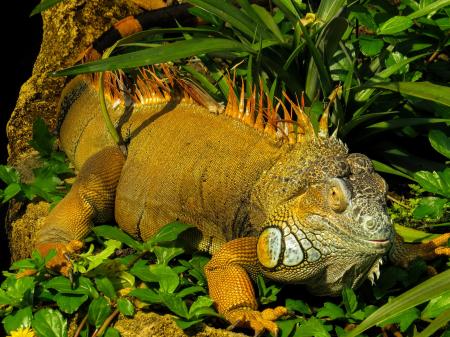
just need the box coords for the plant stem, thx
[74,313,88,337]
[92,309,120,337]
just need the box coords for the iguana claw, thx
[36,240,83,276]
[225,306,287,337]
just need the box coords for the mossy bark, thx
[6,1,247,336]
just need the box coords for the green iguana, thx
[34,3,450,336]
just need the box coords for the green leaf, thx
[129,288,160,304]
[316,302,346,320]
[0,165,20,185]
[251,4,285,43]
[54,294,88,314]
[104,327,121,337]
[175,319,203,330]
[2,306,32,334]
[412,197,447,220]
[414,168,450,198]
[160,292,189,318]
[416,308,450,337]
[429,129,450,159]
[346,269,450,337]
[93,225,142,251]
[359,36,384,57]
[30,0,66,16]
[32,308,67,337]
[365,82,450,107]
[422,290,450,319]
[2,183,22,202]
[154,246,185,265]
[29,117,55,158]
[44,276,98,298]
[379,306,420,332]
[317,0,346,23]
[53,38,253,76]
[95,277,117,300]
[189,296,215,318]
[285,298,312,315]
[408,0,450,19]
[296,317,331,337]
[145,221,193,246]
[151,264,180,293]
[342,287,358,314]
[88,297,112,328]
[117,298,135,316]
[2,276,35,307]
[176,286,205,298]
[377,16,413,35]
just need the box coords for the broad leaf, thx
[377,16,413,35]
[2,307,32,334]
[32,308,67,337]
[88,297,112,328]
[429,129,450,159]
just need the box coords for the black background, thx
[0,1,42,270]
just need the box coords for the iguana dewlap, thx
[35,5,450,337]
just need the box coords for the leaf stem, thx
[92,309,120,337]
[74,313,88,337]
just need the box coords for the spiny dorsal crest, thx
[89,65,335,146]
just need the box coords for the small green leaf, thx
[30,0,66,16]
[296,317,331,337]
[54,294,88,314]
[0,165,20,185]
[129,288,160,304]
[151,264,180,293]
[285,298,312,315]
[2,183,22,202]
[104,327,121,337]
[32,308,67,337]
[160,293,189,318]
[429,129,450,159]
[117,298,135,316]
[422,290,450,319]
[414,168,450,198]
[412,197,447,220]
[316,302,346,320]
[174,319,203,330]
[29,118,55,158]
[93,225,143,251]
[95,277,117,300]
[88,297,112,328]
[359,36,384,57]
[154,246,185,265]
[342,287,358,314]
[189,296,214,318]
[377,16,413,35]
[146,221,193,247]
[2,306,32,334]
[176,286,206,298]
[379,306,420,332]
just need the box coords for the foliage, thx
[0,223,215,337]
[0,118,73,204]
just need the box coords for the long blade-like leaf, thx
[363,82,450,107]
[407,0,450,19]
[346,269,450,337]
[53,38,253,76]
[30,0,65,16]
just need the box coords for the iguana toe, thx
[225,306,287,336]
[36,240,83,276]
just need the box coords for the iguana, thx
[34,2,450,336]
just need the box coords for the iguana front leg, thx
[389,232,450,268]
[205,237,287,336]
[36,146,125,273]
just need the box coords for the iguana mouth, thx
[306,214,392,254]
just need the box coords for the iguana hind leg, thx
[36,146,125,274]
[205,237,287,336]
[389,233,450,268]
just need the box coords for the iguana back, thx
[58,72,287,253]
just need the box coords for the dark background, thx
[0,1,42,270]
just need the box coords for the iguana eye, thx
[328,178,350,213]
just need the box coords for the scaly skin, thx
[34,2,450,335]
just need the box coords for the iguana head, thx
[253,137,394,295]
